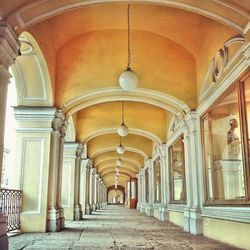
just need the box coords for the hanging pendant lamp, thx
[116,157,122,167]
[119,3,138,91]
[118,101,129,137]
[117,136,125,154]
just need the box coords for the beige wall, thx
[203,218,250,250]
[169,211,184,227]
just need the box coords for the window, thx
[169,136,186,203]
[153,157,161,203]
[145,168,149,202]
[201,70,250,204]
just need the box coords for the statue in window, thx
[227,118,240,159]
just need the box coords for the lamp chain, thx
[127,3,131,70]
[122,101,124,124]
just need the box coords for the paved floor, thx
[9,205,239,250]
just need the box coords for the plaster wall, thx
[203,217,250,250]
[169,211,184,227]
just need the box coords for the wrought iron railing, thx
[0,189,22,231]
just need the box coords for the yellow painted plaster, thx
[203,217,250,250]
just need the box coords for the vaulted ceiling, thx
[1,0,249,188]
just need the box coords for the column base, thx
[59,207,65,229]
[159,205,169,221]
[0,214,8,250]
[85,204,92,215]
[74,205,82,221]
[184,207,202,235]
[145,204,154,216]
[136,202,141,210]
[92,203,96,212]
[47,208,62,232]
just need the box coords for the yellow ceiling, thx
[2,0,248,188]
[87,133,153,159]
[77,101,168,143]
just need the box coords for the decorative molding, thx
[94,157,141,170]
[14,106,56,121]
[21,138,44,214]
[90,147,148,160]
[63,87,189,117]
[197,40,250,115]
[199,34,246,103]
[13,0,244,32]
[83,128,161,144]
[202,206,250,223]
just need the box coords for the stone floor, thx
[9,205,240,250]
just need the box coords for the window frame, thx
[201,70,250,205]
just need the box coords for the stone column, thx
[74,144,83,220]
[136,173,141,210]
[83,160,91,215]
[61,142,78,220]
[47,110,67,232]
[183,112,202,234]
[140,169,145,213]
[0,21,19,249]
[99,179,103,208]
[159,144,169,221]
[90,168,96,212]
[145,159,154,216]
[94,174,100,210]
[57,118,68,229]
[79,158,87,215]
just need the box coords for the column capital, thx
[0,21,20,68]
[184,111,199,135]
[75,144,83,158]
[80,158,92,170]
[91,167,96,175]
[52,110,66,132]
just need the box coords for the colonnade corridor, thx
[9,205,238,250]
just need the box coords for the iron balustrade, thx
[0,189,22,231]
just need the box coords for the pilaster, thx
[145,159,154,216]
[89,167,96,212]
[47,110,67,232]
[159,144,169,221]
[81,159,91,215]
[183,112,202,234]
[73,144,83,220]
[61,142,78,220]
[14,107,56,232]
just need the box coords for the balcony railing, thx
[0,189,22,232]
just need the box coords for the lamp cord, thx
[127,3,131,70]
[122,101,124,124]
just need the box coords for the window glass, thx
[202,86,245,201]
[169,137,186,202]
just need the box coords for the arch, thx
[64,88,190,118]
[11,31,53,106]
[93,151,145,168]
[83,128,162,145]
[99,167,136,178]
[94,158,141,171]
[91,147,148,160]
[95,158,141,170]
[10,1,247,33]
